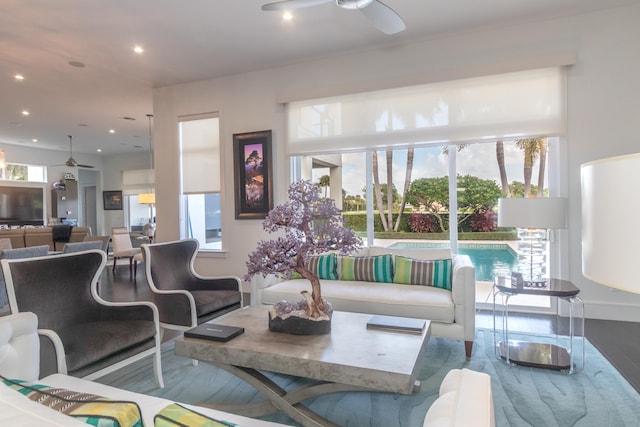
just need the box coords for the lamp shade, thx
[498,197,567,229]
[138,193,156,205]
[581,153,640,294]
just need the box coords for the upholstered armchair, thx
[141,239,242,332]
[0,245,49,312]
[1,249,164,388]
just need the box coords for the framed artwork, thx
[103,190,123,211]
[233,130,273,219]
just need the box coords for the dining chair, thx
[62,240,104,253]
[110,227,141,274]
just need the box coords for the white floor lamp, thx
[582,153,640,295]
[498,197,567,286]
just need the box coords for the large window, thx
[179,115,222,250]
[289,67,567,312]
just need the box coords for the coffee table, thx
[175,305,431,427]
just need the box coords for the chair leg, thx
[153,344,164,389]
[112,257,117,273]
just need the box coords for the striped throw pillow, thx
[393,256,452,290]
[1,377,143,427]
[155,403,234,426]
[340,254,393,283]
[306,254,338,280]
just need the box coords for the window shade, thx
[287,67,566,155]
[180,116,220,194]
[122,169,154,195]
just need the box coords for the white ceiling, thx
[1,0,638,158]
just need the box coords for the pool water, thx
[387,242,518,282]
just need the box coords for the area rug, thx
[97,328,640,426]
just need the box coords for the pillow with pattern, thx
[340,254,393,283]
[1,376,143,427]
[154,403,235,426]
[393,256,452,290]
[306,253,338,280]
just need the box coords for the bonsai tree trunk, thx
[296,260,325,318]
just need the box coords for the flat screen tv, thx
[0,185,45,226]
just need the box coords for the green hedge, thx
[344,212,518,241]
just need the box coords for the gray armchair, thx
[141,239,242,332]
[0,245,49,311]
[1,249,164,388]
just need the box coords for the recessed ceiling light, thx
[109,129,115,134]
[32,138,38,142]
[96,148,102,153]
[68,61,85,68]
[21,110,29,116]
[15,74,24,81]
[283,11,293,21]
[133,45,144,54]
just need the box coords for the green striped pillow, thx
[306,254,338,280]
[393,256,452,290]
[340,254,393,283]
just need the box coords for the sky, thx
[313,140,547,197]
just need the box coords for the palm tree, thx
[318,174,330,197]
[372,151,389,230]
[536,140,547,196]
[514,138,546,197]
[386,150,393,229]
[496,141,510,196]
[394,148,414,231]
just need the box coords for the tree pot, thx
[268,310,332,335]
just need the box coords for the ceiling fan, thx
[262,0,406,35]
[61,135,94,168]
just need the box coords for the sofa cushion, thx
[261,279,455,323]
[154,403,234,426]
[307,253,338,280]
[1,377,143,427]
[58,320,156,372]
[394,256,453,290]
[340,254,393,283]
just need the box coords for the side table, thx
[493,277,584,373]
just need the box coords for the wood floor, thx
[100,264,640,394]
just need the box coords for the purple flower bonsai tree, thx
[246,179,362,320]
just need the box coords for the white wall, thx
[153,4,640,320]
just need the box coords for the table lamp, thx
[581,153,640,294]
[498,197,567,286]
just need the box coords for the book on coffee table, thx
[184,323,244,342]
[366,315,426,334]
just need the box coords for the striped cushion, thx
[154,403,234,426]
[340,254,393,283]
[393,256,452,290]
[1,377,143,427]
[306,254,338,280]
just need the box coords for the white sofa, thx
[252,246,477,358]
[1,312,493,427]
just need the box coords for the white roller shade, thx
[287,67,566,155]
[122,169,154,195]
[180,116,220,194]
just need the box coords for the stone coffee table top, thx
[175,305,431,427]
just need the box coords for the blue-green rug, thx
[97,328,640,426]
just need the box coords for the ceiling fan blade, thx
[360,0,406,34]
[262,0,332,11]
[77,164,95,169]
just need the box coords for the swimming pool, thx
[387,242,518,282]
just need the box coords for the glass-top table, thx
[493,277,584,373]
